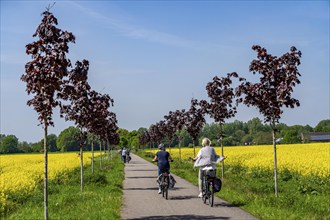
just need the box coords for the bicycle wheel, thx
[202,177,207,204]
[208,182,214,207]
[161,176,165,198]
[165,176,169,200]
[162,187,165,197]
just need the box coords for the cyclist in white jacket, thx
[193,138,224,197]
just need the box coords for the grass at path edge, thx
[6,154,124,220]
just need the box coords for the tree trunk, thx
[220,136,225,180]
[220,124,225,180]
[272,127,278,197]
[107,140,110,162]
[91,140,94,174]
[179,137,182,162]
[103,142,106,159]
[80,143,84,192]
[99,141,102,169]
[43,124,48,220]
[193,137,196,157]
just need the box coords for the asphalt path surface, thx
[121,154,258,220]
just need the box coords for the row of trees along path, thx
[139,46,302,199]
[21,5,301,220]
[21,6,119,220]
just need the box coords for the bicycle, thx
[201,166,216,207]
[153,159,174,200]
[157,170,170,199]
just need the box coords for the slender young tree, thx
[237,45,302,196]
[88,133,98,174]
[170,109,186,161]
[88,91,111,168]
[185,99,206,157]
[151,122,165,146]
[204,72,239,179]
[103,112,119,161]
[86,91,115,168]
[139,131,150,150]
[163,111,178,153]
[148,125,157,149]
[60,59,91,192]
[21,9,75,220]
[156,120,167,144]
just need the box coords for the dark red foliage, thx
[164,109,186,140]
[185,99,206,140]
[236,45,302,126]
[139,131,150,146]
[204,72,239,124]
[21,10,75,127]
[148,123,164,144]
[59,59,118,145]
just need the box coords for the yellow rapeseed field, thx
[147,143,330,177]
[0,152,99,213]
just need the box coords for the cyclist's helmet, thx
[158,143,165,150]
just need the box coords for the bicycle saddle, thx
[201,166,214,171]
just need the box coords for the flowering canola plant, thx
[147,143,330,177]
[0,152,99,213]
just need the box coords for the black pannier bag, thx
[169,174,176,188]
[213,177,222,192]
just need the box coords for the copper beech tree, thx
[203,72,239,179]
[87,90,115,169]
[59,59,92,192]
[184,99,206,157]
[169,109,186,161]
[139,131,150,150]
[236,45,302,196]
[60,61,118,186]
[21,9,75,220]
[163,111,179,153]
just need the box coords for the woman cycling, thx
[193,138,224,198]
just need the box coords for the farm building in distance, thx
[301,132,330,143]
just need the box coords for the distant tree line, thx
[1,119,329,154]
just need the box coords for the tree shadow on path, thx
[125,187,159,191]
[126,214,230,220]
[126,176,156,179]
[169,195,196,200]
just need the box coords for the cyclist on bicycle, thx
[152,143,173,194]
[193,138,224,198]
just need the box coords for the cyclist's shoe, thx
[198,192,203,198]
[158,189,162,194]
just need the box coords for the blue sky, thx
[1,1,329,143]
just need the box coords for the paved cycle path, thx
[121,154,258,220]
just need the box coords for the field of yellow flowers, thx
[147,143,330,178]
[0,152,99,213]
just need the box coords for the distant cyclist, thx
[121,147,128,163]
[152,143,173,194]
[193,138,224,198]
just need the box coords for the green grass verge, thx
[138,150,330,220]
[6,154,124,220]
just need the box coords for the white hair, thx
[202,138,211,147]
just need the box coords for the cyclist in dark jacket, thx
[153,143,172,193]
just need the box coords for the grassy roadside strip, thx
[137,150,330,220]
[6,154,124,220]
